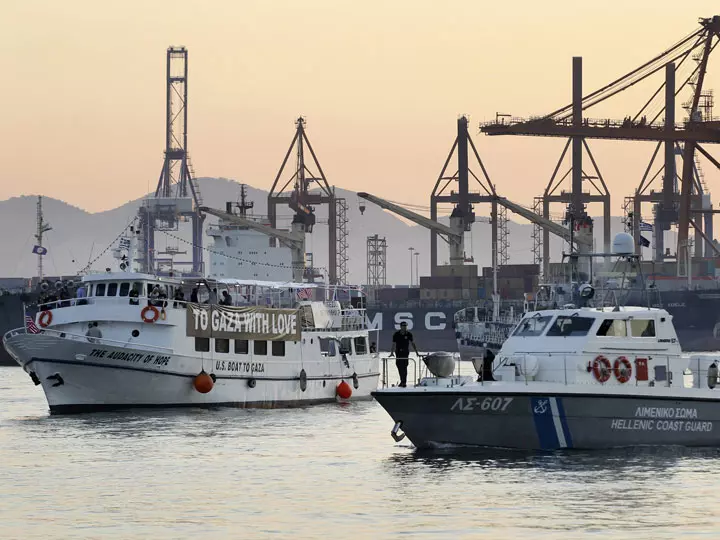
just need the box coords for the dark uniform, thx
[392,329,414,387]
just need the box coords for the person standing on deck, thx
[389,321,418,387]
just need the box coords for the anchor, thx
[391,420,406,442]
[46,373,64,388]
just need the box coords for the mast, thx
[35,196,52,280]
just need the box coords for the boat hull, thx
[372,387,720,450]
[4,332,380,414]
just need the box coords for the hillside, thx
[0,178,626,284]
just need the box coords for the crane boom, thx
[357,192,461,239]
[493,197,592,246]
[200,206,304,248]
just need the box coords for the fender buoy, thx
[591,355,612,383]
[336,380,352,400]
[614,356,632,383]
[193,370,214,393]
[38,310,52,328]
[141,305,160,323]
[352,372,359,389]
[299,369,307,392]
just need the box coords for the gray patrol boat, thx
[373,304,720,450]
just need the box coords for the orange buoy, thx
[336,380,352,400]
[193,371,214,394]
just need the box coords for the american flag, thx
[296,288,312,300]
[25,315,41,334]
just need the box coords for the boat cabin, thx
[491,306,689,388]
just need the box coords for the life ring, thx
[591,355,611,383]
[614,356,633,383]
[38,310,53,328]
[141,305,160,323]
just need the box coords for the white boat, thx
[374,303,720,450]
[3,272,380,413]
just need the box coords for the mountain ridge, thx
[0,177,626,284]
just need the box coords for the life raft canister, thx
[38,310,53,328]
[141,305,160,323]
[614,356,633,383]
[591,355,612,383]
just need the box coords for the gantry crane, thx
[482,16,720,275]
[358,192,590,266]
[137,47,205,276]
[267,118,339,283]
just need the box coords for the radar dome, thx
[612,232,635,255]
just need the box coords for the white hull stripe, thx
[549,397,567,448]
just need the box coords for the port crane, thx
[482,15,720,275]
[358,192,591,265]
[267,118,340,283]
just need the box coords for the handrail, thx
[3,326,173,353]
[380,357,418,388]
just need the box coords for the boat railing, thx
[5,326,174,353]
[35,295,349,313]
[380,356,418,388]
[302,309,369,332]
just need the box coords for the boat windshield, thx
[512,315,553,337]
[546,316,595,337]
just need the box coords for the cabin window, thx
[319,338,336,357]
[597,319,627,337]
[354,337,367,354]
[271,341,285,357]
[214,338,229,353]
[546,316,594,337]
[195,337,210,352]
[234,339,249,354]
[107,283,118,297]
[254,340,268,355]
[512,315,552,337]
[95,283,106,297]
[630,319,656,337]
[340,337,353,355]
[119,283,130,297]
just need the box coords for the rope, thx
[76,218,137,276]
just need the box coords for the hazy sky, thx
[2,1,719,219]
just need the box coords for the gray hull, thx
[372,390,720,450]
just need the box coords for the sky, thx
[1,1,720,221]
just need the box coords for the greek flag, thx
[639,222,653,232]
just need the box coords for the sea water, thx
[1,365,719,539]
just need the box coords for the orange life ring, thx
[38,310,53,328]
[614,356,633,383]
[591,355,612,383]
[141,305,160,323]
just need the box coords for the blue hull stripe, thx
[555,397,573,449]
[531,397,558,450]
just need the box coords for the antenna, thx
[35,196,52,280]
